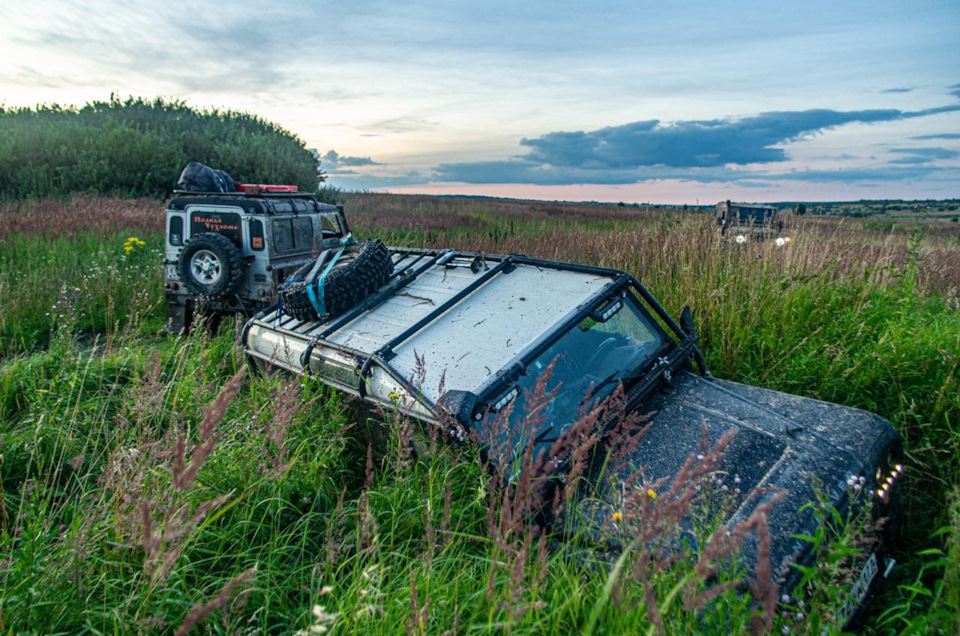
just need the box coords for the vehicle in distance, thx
[716,200,786,242]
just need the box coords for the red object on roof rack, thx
[237,184,299,195]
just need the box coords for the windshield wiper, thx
[588,345,664,396]
[589,369,624,395]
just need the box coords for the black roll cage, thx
[241,248,710,425]
[467,267,707,423]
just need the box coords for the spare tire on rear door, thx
[178,233,244,298]
[280,239,393,322]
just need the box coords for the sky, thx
[1,0,958,203]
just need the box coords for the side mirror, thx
[680,305,698,339]
[438,389,478,424]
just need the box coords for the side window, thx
[272,219,294,253]
[320,214,343,238]
[292,217,315,251]
[272,218,315,253]
[250,219,265,251]
[169,216,184,246]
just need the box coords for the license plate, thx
[835,552,879,627]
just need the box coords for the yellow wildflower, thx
[612,511,623,522]
[646,488,658,501]
[122,236,147,254]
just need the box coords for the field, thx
[1,193,958,634]
[796,199,960,223]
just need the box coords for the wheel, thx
[280,240,393,322]
[178,233,244,298]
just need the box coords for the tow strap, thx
[305,234,356,317]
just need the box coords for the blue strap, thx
[306,235,356,317]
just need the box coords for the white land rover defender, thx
[163,186,350,333]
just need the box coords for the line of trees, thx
[0,96,323,199]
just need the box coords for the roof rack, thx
[171,189,321,200]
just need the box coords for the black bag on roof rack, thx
[177,162,237,193]
[215,169,236,193]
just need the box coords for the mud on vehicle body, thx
[242,247,903,627]
[163,189,350,333]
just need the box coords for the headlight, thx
[775,237,787,247]
[491,386,520,412]
[735,234,747,244]
[876,463,904,503]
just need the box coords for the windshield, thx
[480,292,665,466]
[738,207,773,223]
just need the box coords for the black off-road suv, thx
[243,246,904,628]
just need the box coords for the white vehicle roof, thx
[243,249,621,419]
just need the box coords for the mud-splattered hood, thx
[570,371,902,586]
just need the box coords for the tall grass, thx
[1,193,958,632]
[0,244,162,357]
[0,323,864,634]
[347,197,960,514]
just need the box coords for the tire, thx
[178,233,244,298]
[281,240,393,322]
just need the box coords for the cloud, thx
[881,87,913,94]
[515,107,960,171]
[888,156,932,165]
[433,160,945,185]
[312,148,418,189]
[320,150,382,173]
[433,161,745,185]
[432,105,960,186]
[951,84,960,98]
[911,133,960,140]
[768,166,945,182]
[4,2,321,95]
[367,116,435,134]
[888,147,960,160]
[327,171,427,191]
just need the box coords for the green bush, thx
[0,97,322,199]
